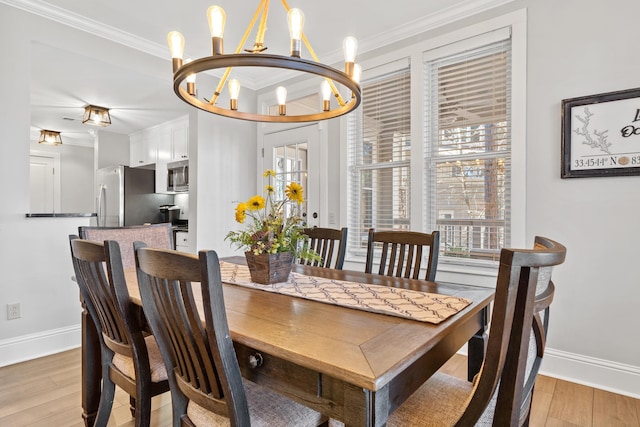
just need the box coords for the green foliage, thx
[225,170,321,263]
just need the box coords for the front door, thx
[263,125,320,228]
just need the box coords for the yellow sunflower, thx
[234,202,248,223]
[285,182,304,204]
[263,169,276,178]
[264,185,274,194]
[247,195,266,211]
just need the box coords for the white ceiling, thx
[5,0,511,145]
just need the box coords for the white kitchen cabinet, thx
[175,231,189,252]
[171,123,189,161]
[129,132,157,167]
[129,133,144,166]
[129,115,189,193]
[155,129,171,193]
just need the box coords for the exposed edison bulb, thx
[287,8,305,57]
[343,36,358,63]
[207,6,226,54]
[321,80,332,111]
[167,31,185,73]
[352,64,362,84]
[167,31,185,59]
[207,6,226,38]
[343,36,358,77]
[321,81,332,101]
[228,79,241,100]
[92,109,103,124]
[276,86,287,105]
[276,86,287,116]
[287,8,305,39]
[228,79,240,110]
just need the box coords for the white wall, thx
[96,130,129,169]
[523,0,640,391]
[0,5,93,365]
[193,108,257,257]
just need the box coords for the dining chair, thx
[365,228,440,281]
[79,223,174,269]
[383,236,567,427]
[300,227,348,269]
[79,223,174,419]
[134,243,329,427]
[69,236,170,427]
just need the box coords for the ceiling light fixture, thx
[38,130,63,146]
[167,0,362,123]
[82,105,112,127]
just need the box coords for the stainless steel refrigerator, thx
[96,165,174,227]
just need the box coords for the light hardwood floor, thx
[0,348,638,426]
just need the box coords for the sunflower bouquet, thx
[226,170,320,262]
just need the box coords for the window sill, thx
[344,255,497,288]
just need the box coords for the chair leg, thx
[95,363,116,427]
[134,379,153,427]
[129,395,136,418]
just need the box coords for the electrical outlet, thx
[7,303,20,320]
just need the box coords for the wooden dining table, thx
[81,256,494,427]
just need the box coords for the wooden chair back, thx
[301,227,348,269]
[456,236,566,426]
[365,229,440,281]
[79,223,173,269]
[69,236,169,426]
[134,245,250,426]
[70,237,137,355]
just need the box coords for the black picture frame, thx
[561,88,640,178]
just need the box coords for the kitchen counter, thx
[25,213,97,218]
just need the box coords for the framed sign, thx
[561,88,640,178]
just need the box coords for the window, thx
[273,142,308,218]
[347,60,411,252]
[346,23,518,269]
[425,39,511,263]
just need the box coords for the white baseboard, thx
[458,344,640,399]
[541,348,640,399]
[0,324,81,367]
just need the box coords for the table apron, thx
[233,310,485,427]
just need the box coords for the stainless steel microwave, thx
[167,159,189,192]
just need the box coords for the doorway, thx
[263,125,320,228]
[29,153,61,213]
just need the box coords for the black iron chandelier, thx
[167,0,362,123]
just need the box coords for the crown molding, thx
[0,0,167,59]
[360,0,516,56]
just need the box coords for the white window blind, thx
[425,39,512,264]
[347,60,411,254]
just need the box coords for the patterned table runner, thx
[219,261,471,324]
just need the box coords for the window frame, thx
[424,34,512,268]
[341,10,527,284]
[346,59,413,257]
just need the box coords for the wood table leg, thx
[342,384,389,427]
[467,306,489,381]
[81,298,101,427]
